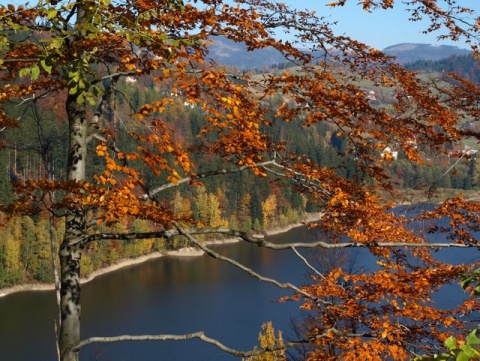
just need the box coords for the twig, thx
[291,246,326,279]
[172,221,329,305]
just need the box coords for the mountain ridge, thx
[208,37,472,69]
[383,43,471,64]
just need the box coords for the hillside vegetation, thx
[0,57,478,288]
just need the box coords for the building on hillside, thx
[381,147,398,160]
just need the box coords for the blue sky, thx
[2,0,479,50]
[282,0,480,50]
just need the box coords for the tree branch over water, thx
[74,325,371,357]
[172,221,329,305]
[74,331,258,357]
[84,224,480,248]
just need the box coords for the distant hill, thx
[405,53,480,83]
[208,37,472,69]
[383,43,471,64]
[207,36,287,70]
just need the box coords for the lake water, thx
[0,224,478,361]
[0,226,319,361]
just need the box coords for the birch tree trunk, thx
[58,93,87,361]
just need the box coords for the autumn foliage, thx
[0,0,480,360]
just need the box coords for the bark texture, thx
[59,93,87,361]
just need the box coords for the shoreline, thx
[0,213,321,298]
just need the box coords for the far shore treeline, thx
[0,53,479,288]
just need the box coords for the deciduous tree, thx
[1,1,480,361]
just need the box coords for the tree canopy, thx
[1,0,480,360]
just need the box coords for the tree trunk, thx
[58,93,87,361]
[59,237,83,361]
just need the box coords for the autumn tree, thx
[247,322,286,361]
[1,1,480,361]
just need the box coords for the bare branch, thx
[89,133,124,156]
[74,326,369,357]
[171,227,478,250]
[263,159,332,198]
[88,75,119,134]
[1,58,39,63]
[291,246,326,279]
[74,331,255,357]
[17,89,57,106]
[138,155,332,203]
[173,221,332,306]
[85,229,178,245]
[91,71,138,85]
[84,224,479,249]
[139,160,276,200]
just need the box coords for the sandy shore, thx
[0,251,167,298]
[0,213,321,298]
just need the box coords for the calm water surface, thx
[0,224,478,361]
[0,227,318,361]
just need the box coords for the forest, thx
[406,53,480,84]
[0,64,477,287]
[0,75,314,286]
[2,1,480,361]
